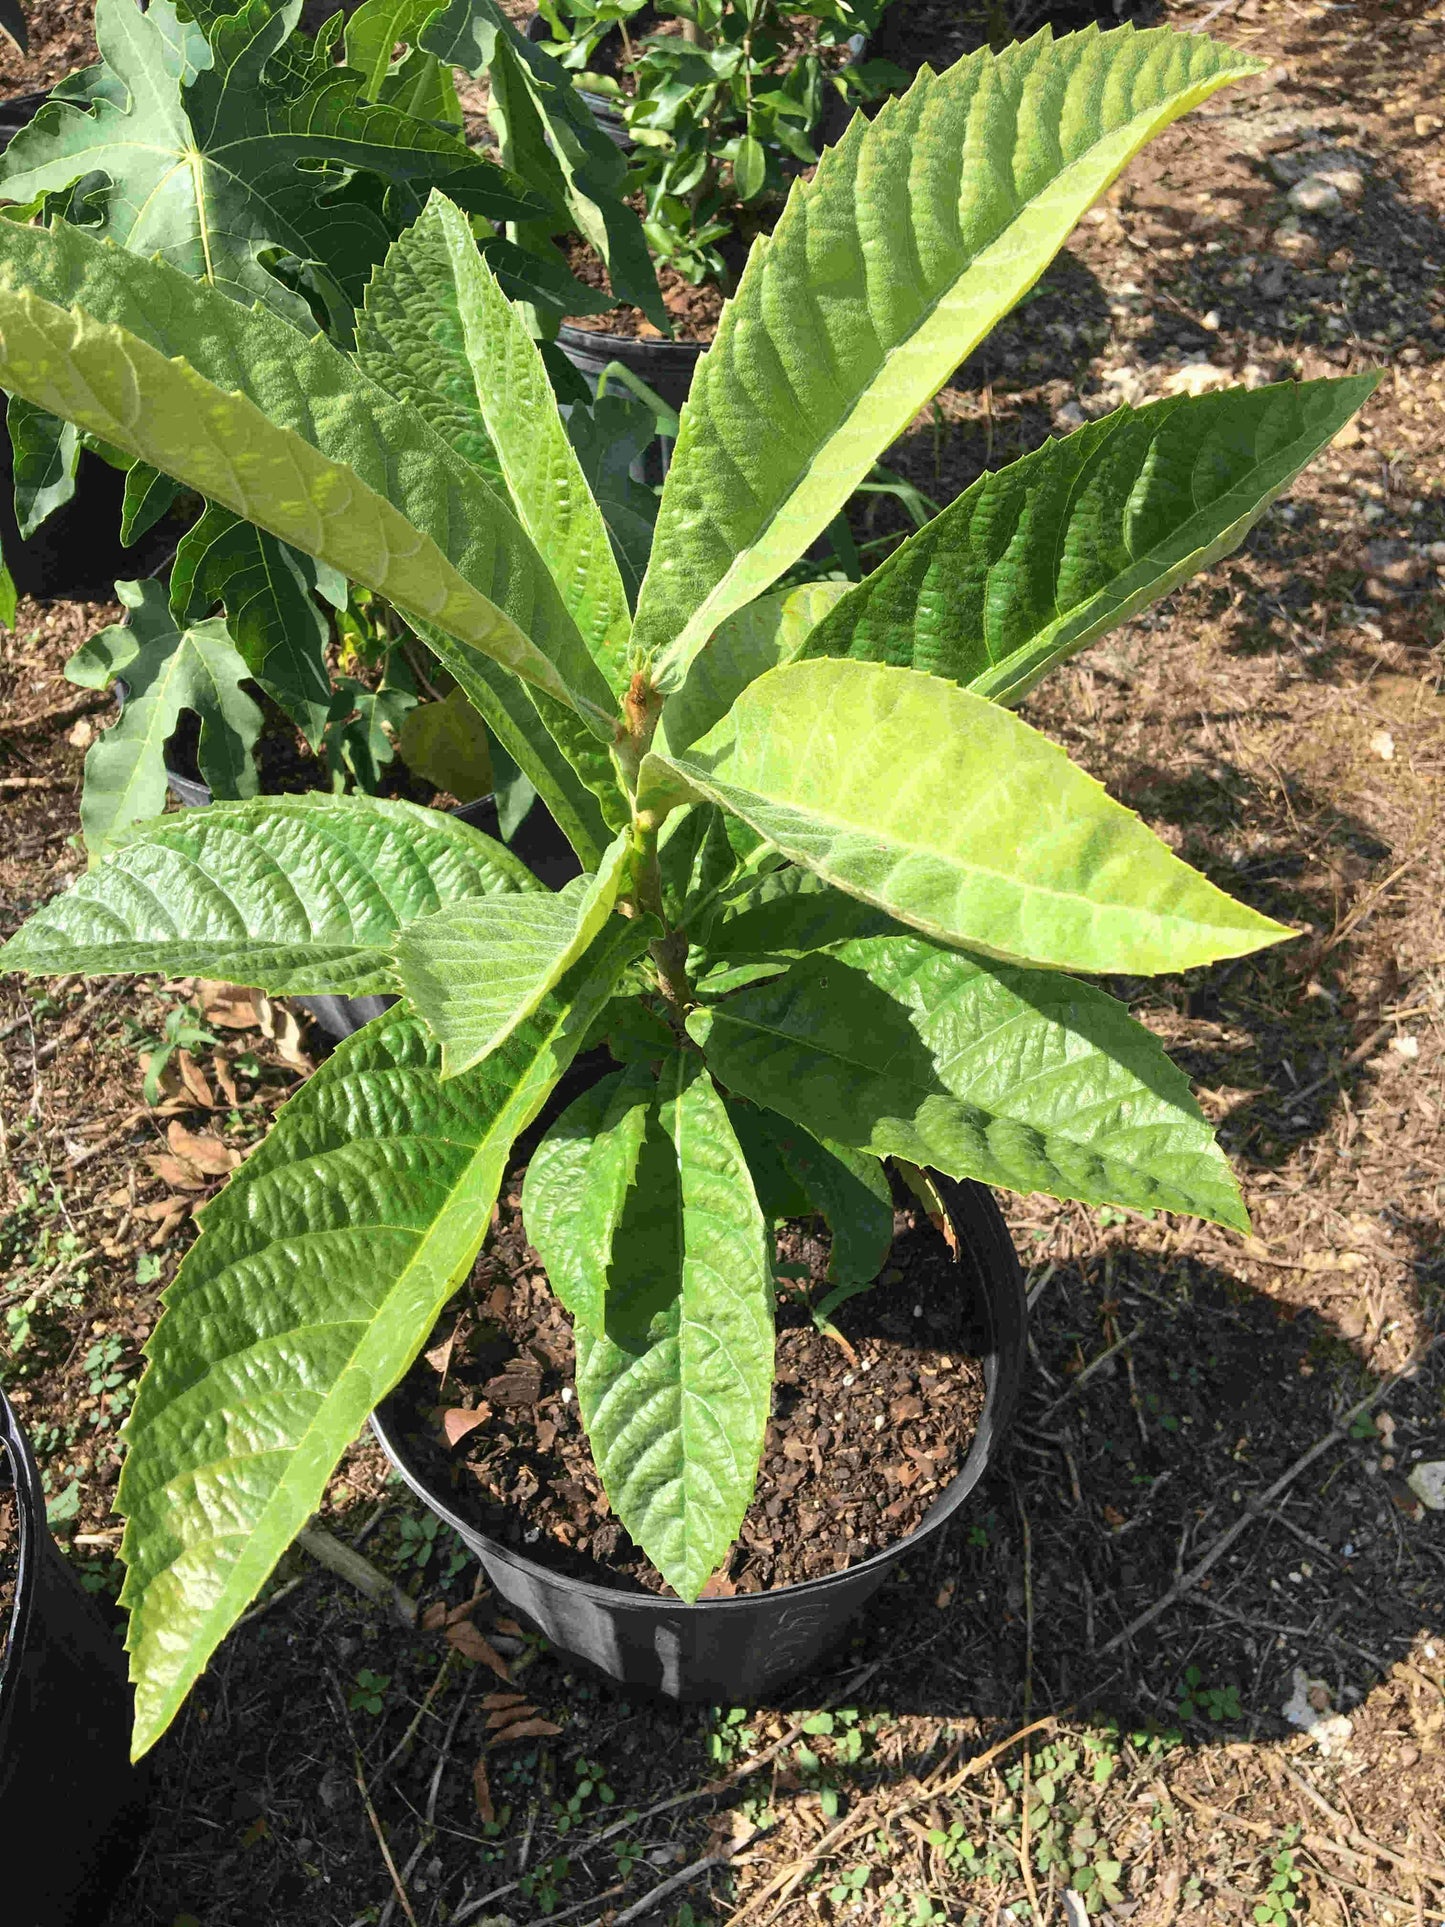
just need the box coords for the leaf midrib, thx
[681,759,1248,948]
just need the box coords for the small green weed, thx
[1255,1829,1304,1924]
[348,1668,391,1715]
[1177,1667,1242,1723]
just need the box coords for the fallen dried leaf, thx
[425,1330,457,1379]
[176,1049,214,1108]
[481,1691,529,1711]
[212,1055,240,1108]
[473,1756,495,1825]
[699,1572,736,1598]
[255,994,311,1070]
[493,1617,525,1638]
[485,1703,538,1730]
[135,1195,192,1222]
[147,1154,209,1192]
[197,982,261,1030]
[445,1620,511,1680]
[167,1121,239,1174]
[488,1717,561,1745]
[442,1406,491,1446]
[420,1602,448,1632]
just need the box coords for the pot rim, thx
[371,1171,1026,1615]
[556,320,710,360]
[0,1389,41,1715]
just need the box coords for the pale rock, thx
[1388,1034,1419,1059]
[1407,1462,1445,1511]
[1053,399,1088,431]
[1163,360,1233,398]
[1282,1668,1353,1754]
[1289,174,1343,217]
[1271,220,1322,264]
[1369,729,1396,762]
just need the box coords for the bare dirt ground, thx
[1,2,1443,1924]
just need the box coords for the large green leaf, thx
[353,207,506,498]
[65,579,261,852]
[359,198,632,697]
[643,658,1291,975]
[0,213,618,735]
[0,792,542,993]
[521,1062,656,1337]
[395,830,634,1075]
[656,581,849,759]
[170,505,333,749]
[423,0,665,329]
[117,924,644,1757]
[798,379,1379,705]
[633,24,1262,684]
[690,931,1249,1230]
[0,0,543,332]
[571,1054,775,1600]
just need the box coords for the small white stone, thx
[561,1385,574,1404]
[1390,1034,1420,1060]
[1282,1667,1354,1754]
[1202,309,1221,331]
[1370,728,1396,761]
[1407,1463,1445,1510]
[912,1303,923,1318]
[1289,174,1343,216]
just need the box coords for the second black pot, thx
[372,1172,1028,1704]
[0,1392,150,1927]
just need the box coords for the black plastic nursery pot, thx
[0,1392,150,1927]
[555,323,706,479]
[160,756,583,1041]
[371,1172,1029,1704]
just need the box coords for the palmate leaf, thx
[0,213,618,736]
[565,1054,775,1601]
[0,793,541,993]
[358,199,633,697]
[798,378,1379,705]
[118,923,646,1757]
[6,394,79,540]
[690,931,1249,1231]
[643,658,1290,975]
[0,0,545,332]
[395,830,635,1076]
[422,0,665,329]
[634,24,1262,685]
[64,579,261,852]
[170,506,333,749]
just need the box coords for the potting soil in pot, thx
[563,237,729,343]
[392,1169,988,1598]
